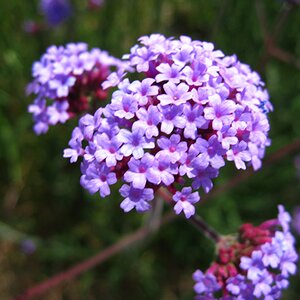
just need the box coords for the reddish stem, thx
[256,0,300,69]
[157,188,221,243]
[188,214,220,243]
[202,138,300,202]
[14,212,175,300]
[15,138,300,299]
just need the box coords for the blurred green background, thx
[0,0,300,299]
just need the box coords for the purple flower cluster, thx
[64,34,272,217]
[27,43,126,134]
[40,0,72,26]
[193,205,298,299]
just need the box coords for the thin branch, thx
[158,139,300,240]
[268,45,300,69]
[15,138,300,299]
[271,2,292,42]
[256,0,300,69]
[145,194,164,232]
[255,0,272,71]
[255,0,269,40]
[14,212,176,300]
[202,138,300,202]
[188,214,220,243]
[157,188,221,243]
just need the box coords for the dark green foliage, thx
[0,0,300,299]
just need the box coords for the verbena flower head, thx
[27,43,126,134]
[193,205,298,299]
[40,0,72,27]
[64,34,272,217]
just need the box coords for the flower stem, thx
[188,214,220,243]
[14,212,175,300]
[157,188,221,243]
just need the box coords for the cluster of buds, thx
[27,43,126,134]
[193,205,298,299]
